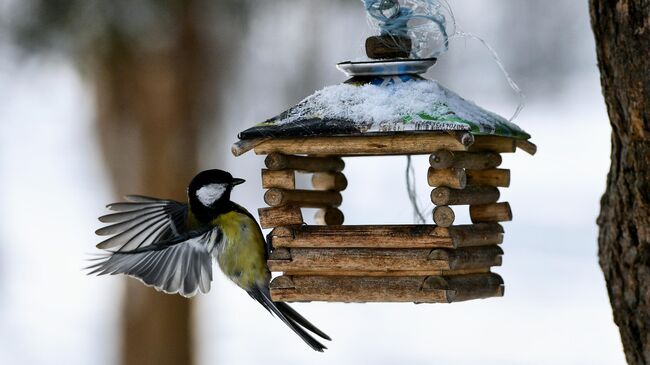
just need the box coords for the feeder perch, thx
[232,30,535,304]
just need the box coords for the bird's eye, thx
[196,183,227,206]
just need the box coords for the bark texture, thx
[590,1,650,364]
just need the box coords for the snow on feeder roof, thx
[237,75,531,141]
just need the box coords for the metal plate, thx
[336,58,437,76]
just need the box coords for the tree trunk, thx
[590,1,650,364]
[94,5,206,365]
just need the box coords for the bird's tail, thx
[250,287,331,352]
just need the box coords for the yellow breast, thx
[212,211,268,288]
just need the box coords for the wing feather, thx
[98,207,162,223]
[96,215,168,251]
[125,195,172,203]
[87,228,217,297]
[96,196,188,252]
[106,202,167,212]
[119,218,170,252]
[96,211,166,236]
[183,249,199,295]
[140,251,168,285]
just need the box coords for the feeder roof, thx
[237,76,531,141]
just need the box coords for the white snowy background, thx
[0,1,624,364]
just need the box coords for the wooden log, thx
[470,202,513,223]
[432,206,455,228]
[516,139,538,155]
[264,153,344,172]
[264,188,342,208]
[314,207,344,226]
[365,35,412,59]
[429,245,503,270]
[454,284,504,302]
[267,246,503,273]
[269,247,291,260]
[231,138,269,157]
[271,276,449,303]
[312,172,348,191]
[258,206,303,229]
[470,136,516,153]
[253,133,467,156]
[278,267,490,277]
[448,131,475,147]
[261,169,295,190]
[422,273,505,302]
[269,225,455,249]
[268,248,449,272]
[427,168,467,189]
[270,275,295,289]
[434,223,504,247]
[429,150,502,170]
[270,273,504,303]
[431,186,500,206]
[466,169,511,187]
[269,224,502,249]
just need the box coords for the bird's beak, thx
[231,178,246,186]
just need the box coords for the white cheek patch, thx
[196,183,227,206]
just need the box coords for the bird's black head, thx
[188,169,245,219]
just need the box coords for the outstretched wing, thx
[96,195,188,252]
[87,227,220,297]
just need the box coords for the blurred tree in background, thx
[8,1,250,364]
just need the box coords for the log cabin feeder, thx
[232,30,536,304]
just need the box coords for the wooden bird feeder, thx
[232,33,536,304]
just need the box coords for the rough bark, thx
[94,4,207,365]
[590,1,650,364]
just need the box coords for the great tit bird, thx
[88,169,330,352]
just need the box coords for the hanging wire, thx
[450,28,526,121]
[406,155,427,224]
